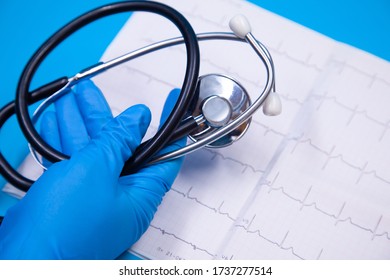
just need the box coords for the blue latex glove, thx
[0,80,184,259]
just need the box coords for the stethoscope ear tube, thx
[1,1,200,191]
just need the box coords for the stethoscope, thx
[0,1,281,193]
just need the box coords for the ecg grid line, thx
[93,0,390,260]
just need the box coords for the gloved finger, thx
[119,89,186,210]
[40,111,61,167]
[72,104,152,179]
[40,111,62,151]
[73,80,113,138]
[133,88,186,182]
[55,89,89,155]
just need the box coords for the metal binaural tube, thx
[30,32,276,168]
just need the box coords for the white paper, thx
[94,0,390,260]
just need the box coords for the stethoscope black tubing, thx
[0,78,69,191]
[1,1,200,191]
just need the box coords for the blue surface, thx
[249,0,390,61]
[0,0,389,254]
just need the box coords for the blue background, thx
[0,0,389,242]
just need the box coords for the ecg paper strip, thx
[91,0,390,259]
[5,0,389,260]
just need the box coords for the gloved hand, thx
[0,80,185,259]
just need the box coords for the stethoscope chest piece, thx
[189,74,251,148]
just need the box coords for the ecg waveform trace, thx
[93,0,390,260]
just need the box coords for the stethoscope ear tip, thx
[229,14,251,39]
[263,91,282,116]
